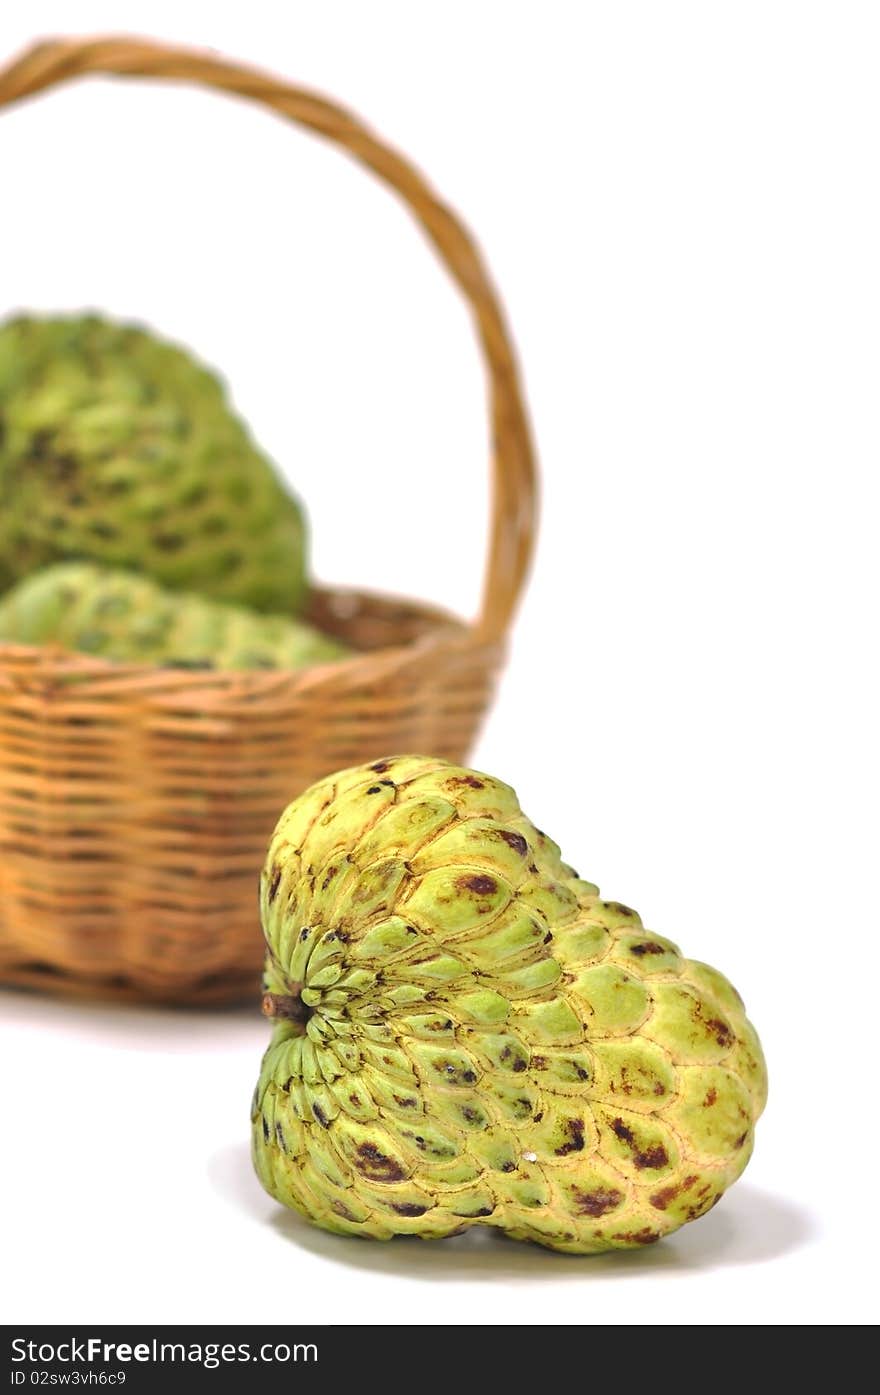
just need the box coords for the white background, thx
[0,1,877,1328]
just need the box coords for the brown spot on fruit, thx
[497,830,528,856]
[458,873,497,897]
[354,1144,407,1183]
[448,775,485,790]
[605,902,636,917]
[501,1045,528,1072]
[366,785,383,794]
[313,1104,329,1128]
[691,999,734,1049]
[706,1018,734,1049]
[634,1145,669,1170]
[649,1186,676,1211]
[630,941,665,957]
[555,1119,586,1156]
[331,1201,358,1221]
[261,1117,270,1142]
[734,1131,748,1149]
[392,1203,428,1217]
[275,1122,286,1151]
[650,1175,697,1211]
[392,1094,417,1109]
[267,866,282,902]
[610,1118,668,1169]
[704,1087,718,1107]
[572,1187,623,1218]
[435,1059,479,1087]
[154,531,184,553]
[473,1205,495,1217]
[369,760,392,773]
[613,1227,661,1245]
[686,1192,720,1221]
[321,867,338,890]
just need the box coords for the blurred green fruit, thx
[0,562,348,672]
[0,314,307,612]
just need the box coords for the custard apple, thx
[251,756,767,1253]
[0,314,307,611]
[0,562,348,671]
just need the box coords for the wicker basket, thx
[0,37,537,1005]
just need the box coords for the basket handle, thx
[0,35,538,643]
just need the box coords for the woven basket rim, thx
[0,583,499,708]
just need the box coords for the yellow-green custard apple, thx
[251,756,766,1253]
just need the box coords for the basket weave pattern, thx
[0,37,537,1004]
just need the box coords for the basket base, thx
[0,961,260,1007]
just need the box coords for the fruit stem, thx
[261,990,311,1029]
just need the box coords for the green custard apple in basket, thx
[0,314,308,612]
[251,756,766,1253]
[0,562,349,672]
